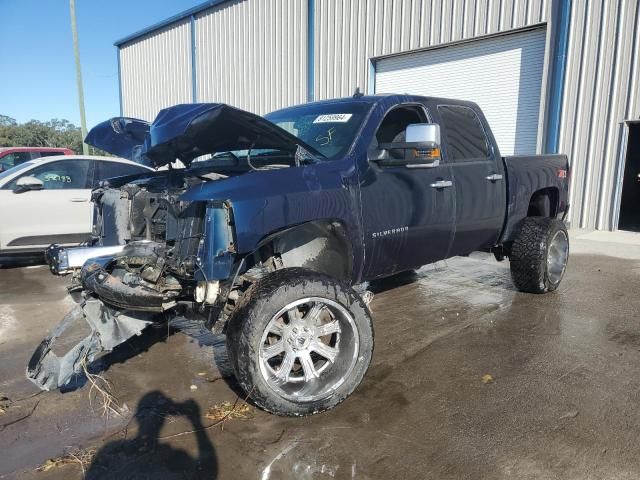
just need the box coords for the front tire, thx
[509,217,569,293]
[226,268,374,416]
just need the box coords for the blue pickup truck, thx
[31,94,569,416]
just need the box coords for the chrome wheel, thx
[258,297,359,403]
[547,230,569,284]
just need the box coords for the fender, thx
[180,157,366,283]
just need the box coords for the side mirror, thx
[14,176,44,192]
[406,123,440,144]
[376,123,442,167]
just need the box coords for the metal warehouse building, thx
[115,0,640,232]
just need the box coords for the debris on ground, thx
[36,447,97,475]
[81,355,125,417]
[0,394,9,415]
[559,409,579,420]
[0,399,40,432]
[205,401,254,423]
[481,374,494,384]
[157,396,255,440]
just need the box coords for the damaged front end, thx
[28,186,238,390]
[28,102,313,391]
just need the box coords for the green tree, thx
[0,114,108,155]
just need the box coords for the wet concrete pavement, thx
[1,241,639,479]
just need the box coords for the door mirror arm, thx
[373,141,441,168]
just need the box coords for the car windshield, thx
[264,102,372,160]
[187,102,373,172]
[0,161,34,183]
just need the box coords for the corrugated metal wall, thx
[313,0,551,99]
[116,0,640,231]
[558,0,640,230]
[119,20,193,121]
[194,0,308,115]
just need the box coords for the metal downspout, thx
[367,59,376,94]
[545,0,571,153]
[307,0,315,102]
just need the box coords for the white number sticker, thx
[313,113,353,123]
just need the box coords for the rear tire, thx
[509,217,569,293]
[226,268,374,416]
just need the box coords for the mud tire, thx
[509,217,569,293]
[226,268,374,416]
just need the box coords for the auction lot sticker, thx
[313,114,353,123]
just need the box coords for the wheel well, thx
[527,188,559,217]
[252,220,354,282]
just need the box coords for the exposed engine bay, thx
[30,169,240,390]
[48,168,233,303]
[88,174,212,311]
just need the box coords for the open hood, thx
[85,103,322,168]
[85,117,151,166]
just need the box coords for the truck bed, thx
[501,154,570,242]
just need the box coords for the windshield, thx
[264,102,372,160]
[0,161,34,183]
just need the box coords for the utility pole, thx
[70,0,89,154]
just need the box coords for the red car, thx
[0,147,75,172]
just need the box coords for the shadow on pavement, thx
[368,270,420,294]
[86,391,218,479]
[60,322,177,393]
[169,317,246,400]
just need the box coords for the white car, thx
[0,155,152,256]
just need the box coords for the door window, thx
[4,160,91,190]
[375,105,428,159]
[0,152,32,170]
[437,105,489,162]
[95,161,149,185]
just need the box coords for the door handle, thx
[70,198,88,202]
[430,180,453,189]
[485,173,503,182]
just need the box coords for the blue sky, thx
[0,0,202,128]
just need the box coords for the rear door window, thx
[437,105,490,162]
[3,159,92,190]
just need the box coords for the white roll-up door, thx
[375,28,546,156]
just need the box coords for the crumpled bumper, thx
[45,244,125,275]
[81,262,176,312]
[26,298,155,391]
